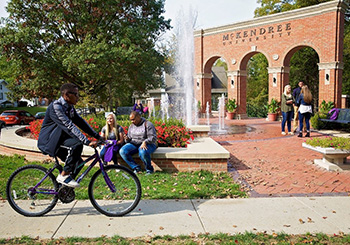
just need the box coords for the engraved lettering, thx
[221,22,292,45]
[260,28,266,35]
[286,23,291,30]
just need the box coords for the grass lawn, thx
[0,154,247,200]
[2,232,350,244]
[0,106,47,116]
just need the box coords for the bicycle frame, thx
[75,148,116,192]
[32,146,116,196]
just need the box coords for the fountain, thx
[206,101,210,126]
[160,92,169,120]
[218,94,225,131]
[150,97,155,118]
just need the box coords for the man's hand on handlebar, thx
[89,141,99,148]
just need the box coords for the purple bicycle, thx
[6,142,141,217]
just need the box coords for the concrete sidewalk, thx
[1,196,350,239]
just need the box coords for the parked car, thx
[35,112,46,119]
[0,110,35,125]
[0,120,5,129]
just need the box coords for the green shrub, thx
[319,100,334,114]
[310,100,334,130]
[310,112,327,130]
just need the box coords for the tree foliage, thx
[247,53,268,104]
[0,0,171,108]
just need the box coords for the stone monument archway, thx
[194,0,347,117]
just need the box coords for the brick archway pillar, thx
[227,70,247,119]
[267,66,290,103]
[318,62,344,108]
[196,73,212,112]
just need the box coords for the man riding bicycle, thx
[38,83,101,188]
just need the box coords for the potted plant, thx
[226,98,237,120]
[267,98,279,121]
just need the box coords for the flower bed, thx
[27,117,194,148]
[305,136,350,150]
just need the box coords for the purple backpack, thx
[328,108,340,120]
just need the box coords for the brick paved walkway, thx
[208,118,350,197]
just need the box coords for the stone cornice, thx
[318,62,344,70]
[194,0,345,37]
[196,73,212,79]
[227,70,247,77]
[267,67,291,74]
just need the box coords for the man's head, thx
[298,81,304,87]
[61,83,79,105]
[129,111,141,126]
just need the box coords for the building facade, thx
[194,0,347,117]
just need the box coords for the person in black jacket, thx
[292,81,304,133]
[38,83,101,188]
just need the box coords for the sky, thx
[0,0,259,30]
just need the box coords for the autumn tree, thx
[0,0,171,109]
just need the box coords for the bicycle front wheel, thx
[6,165,59,217]
[88,165,141,216]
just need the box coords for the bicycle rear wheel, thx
[6,165,59,217]
[88,165,141,216]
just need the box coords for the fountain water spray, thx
[150,97,155,118]
[160,92,169,120]
[174,6,197,127]
[206,101,210,126]
[218,94,225,131]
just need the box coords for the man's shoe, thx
[57,174,80,188]
[281,132,286,135]
[288,132,294,135]
[133,167,141,174]
[305,132,310,137]
[297,133,302,138]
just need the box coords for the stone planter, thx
[302,143,350,171]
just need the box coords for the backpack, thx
[328,108,340,120]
